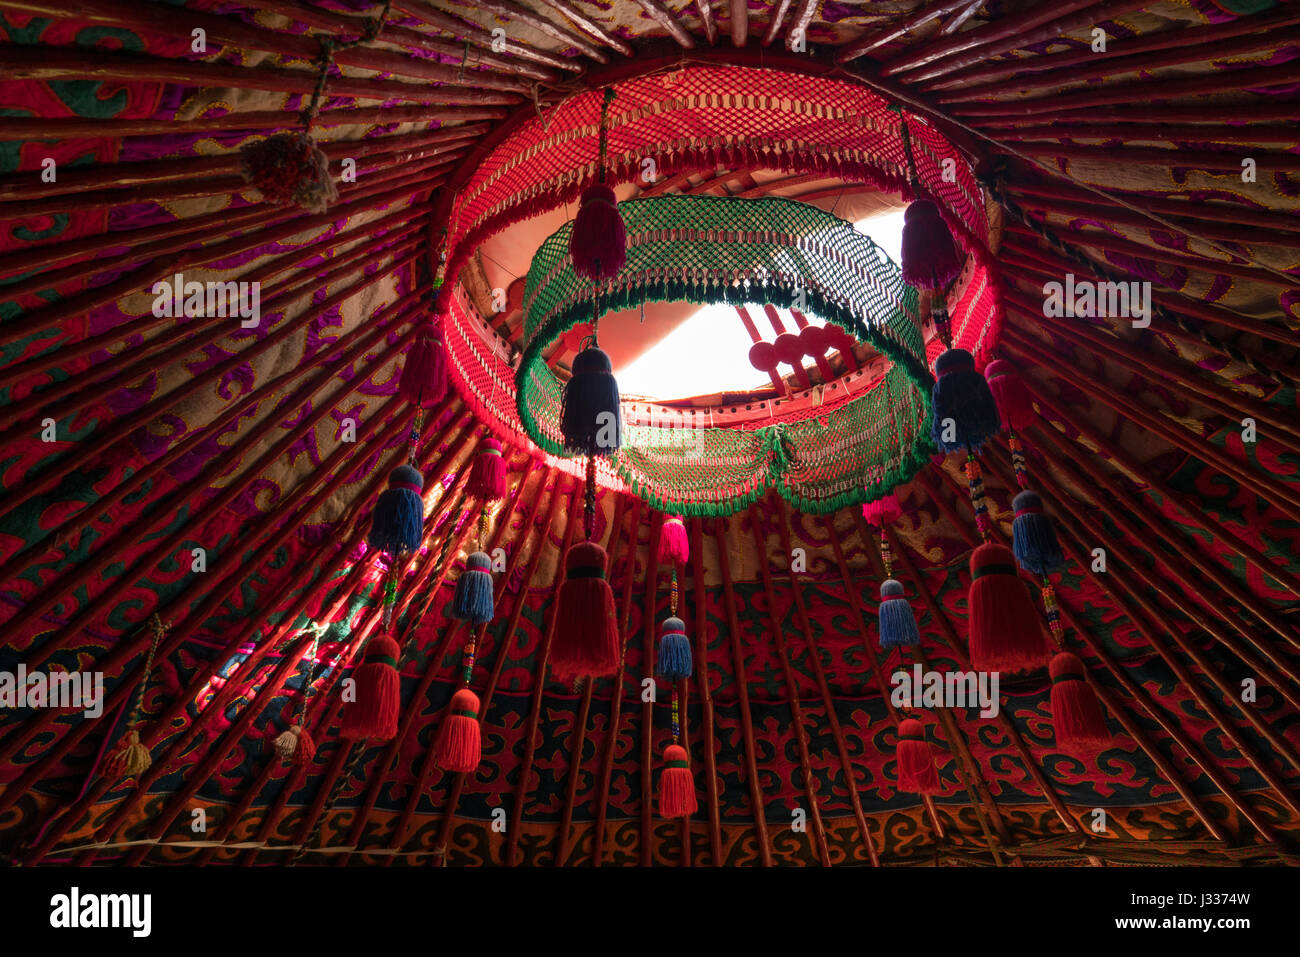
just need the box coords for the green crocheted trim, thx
[516,194,935,516]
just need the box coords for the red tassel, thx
[466,438,507,501]
[901,198,964,291]
[1050,653,1110,754]
[398,333,447,408]
[433,688,481,773]
[895,718,942,794]
[983,359,1036,433]
[340,635,401,740]
[658,743,698,818]
[657,516,689,565]
[968,543,1051,673]
[550,542,620,680]
[570,184,627,281]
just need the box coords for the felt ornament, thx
[658,516,689,565]
[398,332,447,409]
[570,88,626,281]
[658,743,698,819]
[967,543,1050,673]
[895,718,942,794]
[862,493,903,527]
[466,438,507,501]
[368,464,425,556]
[103,615,167,782]
[1050,652,1110,754]
[877,579,920,650]
[433,687,481,773]
[449,551,494,624]
[983,358,1036,433]
[273,724,316,765]
[560,346,621,456]
[901,198,964,291]
[1011,489,1067,575]
[656,616,693,680]
[930,348,1000,454]
[340,634,401,741]
[239,130,337,214]
[550,541,620,680]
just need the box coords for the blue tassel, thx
[930,348,1000,453]
[657,617,692,680]
[878,579,920,649]
[1012,489,1066,575]
[560,346,621,456]
[368,464,424,555]
[450,551,495,623]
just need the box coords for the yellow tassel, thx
[105,730,152,780]
[273,725,302,761]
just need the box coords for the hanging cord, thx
[596,86,615,185]
[120,615,168,740]
[964,444,992,543]
[985,175,1294,390]
[297,1,392,132]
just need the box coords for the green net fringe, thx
[516,194,936,516]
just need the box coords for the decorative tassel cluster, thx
[967,543,1050,673]
[658,743,698,818]
[466,438,507,500]
[560,346,622,455]
[433,687,481,772]
[983,359,1035,433]
[657,516,689,565]
[570,184,627,281]
[450,551,495,624]
[103,730,151,780]
[398,333,447,409]
[368,465,425,556]
[340,634,401,740]
[1049,652,1110,754]
[877,579,920,650]
[1011,490,1066,575]
[930,348,1000,453]
[273,724,316,765]
[239,130,337,213]
[895,718,941,794]
[656,616,693,680]
[550,541,620,680]
[901,198,964,291]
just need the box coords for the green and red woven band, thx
[453,708,478,719]
[666,758,690,770]
[391,480,422,495]
[364,652,398,668]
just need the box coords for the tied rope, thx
[297,1,392,132]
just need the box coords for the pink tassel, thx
[658,744,698,818]
[657,516,689,565]
[862,493,903,527]
[896,718,942,794]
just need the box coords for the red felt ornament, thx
[550,541,620,680]
[398,332,447,408]
[466,438,507,501]
[340,635,401,740]
[433,687,481,773]
[983,359,1036,433]
[967,543,1051,673]
[658,743,698,819]
[1049,652,1110,754]
[895,718,942,794]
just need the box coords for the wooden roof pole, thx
[505,481,584,865]
[688,517,725,863]
[746,507,832,866]
[773,501,881,866]
[590,499,644,865]
[713,518,774,865]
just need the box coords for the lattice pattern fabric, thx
[435,65,989,309]
[515,194,935,515]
